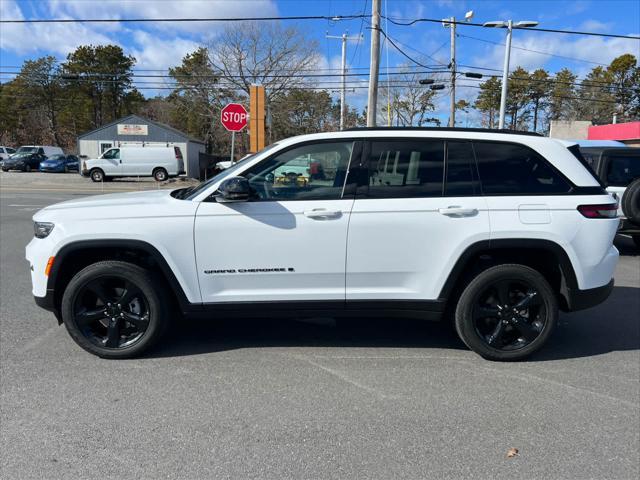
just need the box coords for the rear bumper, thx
[564,279,614,312]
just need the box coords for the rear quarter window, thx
[473,141,572,195]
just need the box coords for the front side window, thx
[102,149,120,160]
[366,140,444,198]
[243,141,355,201]
[474,141,571,195]
[606,155,640,186]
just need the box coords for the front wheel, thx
[454,264,558,361]
[90,168,104,182]
[61,261,169,358]
[24,165,31,172]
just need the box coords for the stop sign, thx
[221,103,249,132]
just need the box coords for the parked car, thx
[16,145,64,157]
[578,146,640,247]
[39,154,80,173]
[81,145,185,182]
[1,152,46,172]
[27,128,618,360]
[0,146,16,161]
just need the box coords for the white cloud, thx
[129,30,199,71]
[471,31,640,75]
[0,0,115,56]
[48,0,279,36]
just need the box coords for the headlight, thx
[34,222,55,238]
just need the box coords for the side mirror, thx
[214,176,252,203]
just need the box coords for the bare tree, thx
[207,22,321,101]
[379,69,439,126]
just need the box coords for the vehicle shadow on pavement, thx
[149,316,467,358]
[534,285,640,361]
[615,235,638,257]
[148,286,639,360]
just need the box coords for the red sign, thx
[221,103,249,132]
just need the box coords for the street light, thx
[483,19,539,129]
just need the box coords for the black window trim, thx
[206,138,364,203]
[471,138,605,197]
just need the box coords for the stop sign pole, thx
[221,103,249,165]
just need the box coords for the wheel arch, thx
[48,239,194,317]
[439,239,578,312]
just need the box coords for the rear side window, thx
[445,141,480,196]
[474,141,571,195]
[606,155,640,187]
[366,140,444,198]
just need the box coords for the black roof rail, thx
[343,126,544,137]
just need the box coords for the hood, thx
[41,188,176,213]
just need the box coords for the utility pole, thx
[448,17,456,127]
[327,32,362,130]
[367,0,381,127]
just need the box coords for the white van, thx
[81,145,185,182]
[16,145,64,158]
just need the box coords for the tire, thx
[90,168,104,182]
[621,178,640,226]
[633,235,640,250]
[61,261,169,359]
[24,165,31,172]
[454,264,558,361]
[153,167,168,182]
[1,168,8,172]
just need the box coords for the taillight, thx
[577,204,618,218]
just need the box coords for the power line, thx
[383,15,640,40]
[376,27,441,70]
[457,33,610,66]
[0,14,370,24]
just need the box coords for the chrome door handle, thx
[438,206,478,217]
[304,208,342,219]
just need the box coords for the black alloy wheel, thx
[61,261,169,358]
[72,276,151,349]
[472,279,546,351]
[455,264,558,361]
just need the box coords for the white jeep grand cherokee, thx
[26,128,619,361]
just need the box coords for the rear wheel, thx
[24,164,31,172]
[90,168,104,182]
[61,261,169,359]
[153,168,168,182]
[455,264,558,361]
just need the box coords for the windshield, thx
[10,152,32,159]
[48,154,65,161]
[183,143,280,200]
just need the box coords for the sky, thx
[1,0,639,125]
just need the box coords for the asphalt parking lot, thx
[1,171,639,479]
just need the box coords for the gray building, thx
[77,114,206,178]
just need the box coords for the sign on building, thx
[117,124,149,135]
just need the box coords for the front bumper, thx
[34,291,62,323]
[564,279,614,312]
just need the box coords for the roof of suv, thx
[344,127,543,137]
